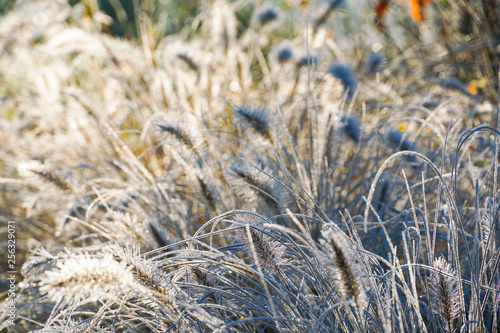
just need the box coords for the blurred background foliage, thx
[0,0,16,14]
[1,0,498,98]
[91,0,203,38]
[0,0,297,39]
[0,0,203,38]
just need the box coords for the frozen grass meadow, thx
[0,0,500,331]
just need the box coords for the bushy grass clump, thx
[0,0,499,332]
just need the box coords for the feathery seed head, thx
[314,0,346,31]
[232,104,274,141]
[177,53,199,74]
[196,173,218,212]
[327,62,358,100]
[110,246,177,307]
[234,215,289,273]
[428,257,460,333]
[387,129,416,151]
[364,52,386,76]
[438,76,468,92]
[372,172,395,210]
[439,75,480,100]
[341,116,362,143]
[174,266,220,291]
[271,42,294,64]
[321,226,367,315]
[39,253,134,302]
[270,41,295,67]
[387,129,418,163]
[156,119,205,163]
[229,162,280,211]
[18,160,72,191]
[22,248,56,277]
[159,37,207,75]
[278,48,292,63]
[157,123,196,149]
[255,5,281,27]
[297,54,319,69]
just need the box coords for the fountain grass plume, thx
[157,123,198,152]
[322,226,367,324]
[387,130,416,151]
[341,116,362,143]
[36,252,135,302]
[18,161,73,192]
[277,47,293,63]
[328,62,358,101]
[428,257,460,333]
[232,104,274,143]
[235,215,289,275]
[364,52,386,77]
[297,54,319,69]
[255,4,281,27]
